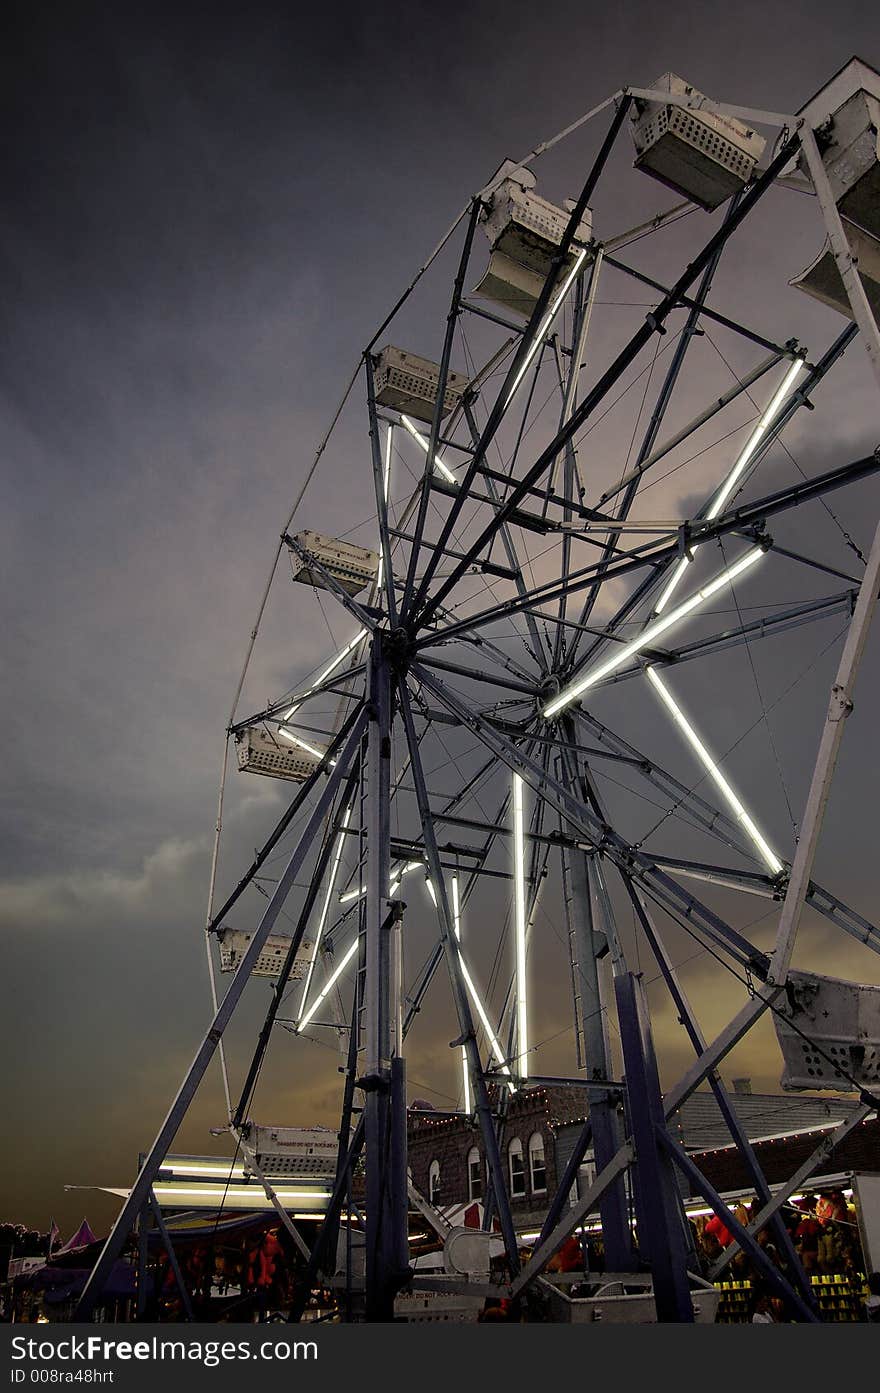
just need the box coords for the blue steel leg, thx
[614,972,694,1322]
[363,639,404,1320]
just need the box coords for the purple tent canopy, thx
[53,1219,98,1255]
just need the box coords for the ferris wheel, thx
[78,60,880,1322]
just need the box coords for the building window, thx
[529,1132,547,1194]
[467,1147,482,1201]
[429,1159,441,1206]
[508,1137,526,1198]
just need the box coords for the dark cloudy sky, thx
[3,0,880,1235]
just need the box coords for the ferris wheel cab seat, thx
[373,345,468,424]
[474,169,592,317]
[630,73,765,211]
[290,529,378,597]
[797,57,880,238]
[789,219,880,322]
[235,724,326,782]
[774,970,880,1091]
[217,926,313,980]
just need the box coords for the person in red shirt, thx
[705,1213,734,1249]
[794,1210,821,1273]
[816,1191,847,1226]
[547,1234,584,1273]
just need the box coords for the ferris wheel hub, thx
[539,673,563,707]
[382,625,414,672]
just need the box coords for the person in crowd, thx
[794,1204,822,1274]
[750,1287,777,1323]
[705,1212,734,1250]
[755,1226,782,1270]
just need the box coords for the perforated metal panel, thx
[631,73,765,210]
[481,179,592,270]
[775,970,880,1091]
[474,176,592,317]
[235,725,323,782]
[217,927,313,979]
[374,345,468,423]
[291,529,378,597]
[249,1125,339,1179]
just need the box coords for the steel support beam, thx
[74,706,368,1320]
[401,198,482,616]
[614,972,694,1322]
[411,96,635,617]
[509,1144,634,1298]
[362,639,408,1319]
[397,678,522,1275]
[572,193,741,656]
[559,718,632,1268]
[365,358,398,626]
[204,704,365,939]
[233,763,361,1128]
[625,881,816,1313]
[412,661,769,975]
[756,131,880,993]
[148,1192,194,1321]
[659,1133,819,1322]
[415,449,880,651]
[416,132,800,629]
[709,1103,876,1279]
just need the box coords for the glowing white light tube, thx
[154,1185,330,1201]
[297,803,354,1019]
[504,247,589,409]
[542,546,764,718]
[338,886,364,905]
[383,420,393,501]
[389,860,423,897]
[295,937,359,1032]
[277,729,326,760]
[425,878,513,1089]
[513,774,529,1079]
[653,358,804,615]
[376,423,394,591]
[161,1163,248,1179]
[282,630,367,720]
[399,414,458,484]
[646,666,783,875]
[452,875,472,1114]
[339,860,422,905]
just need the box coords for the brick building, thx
[407,1084,597,1227]
[407,1084,880,1226]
